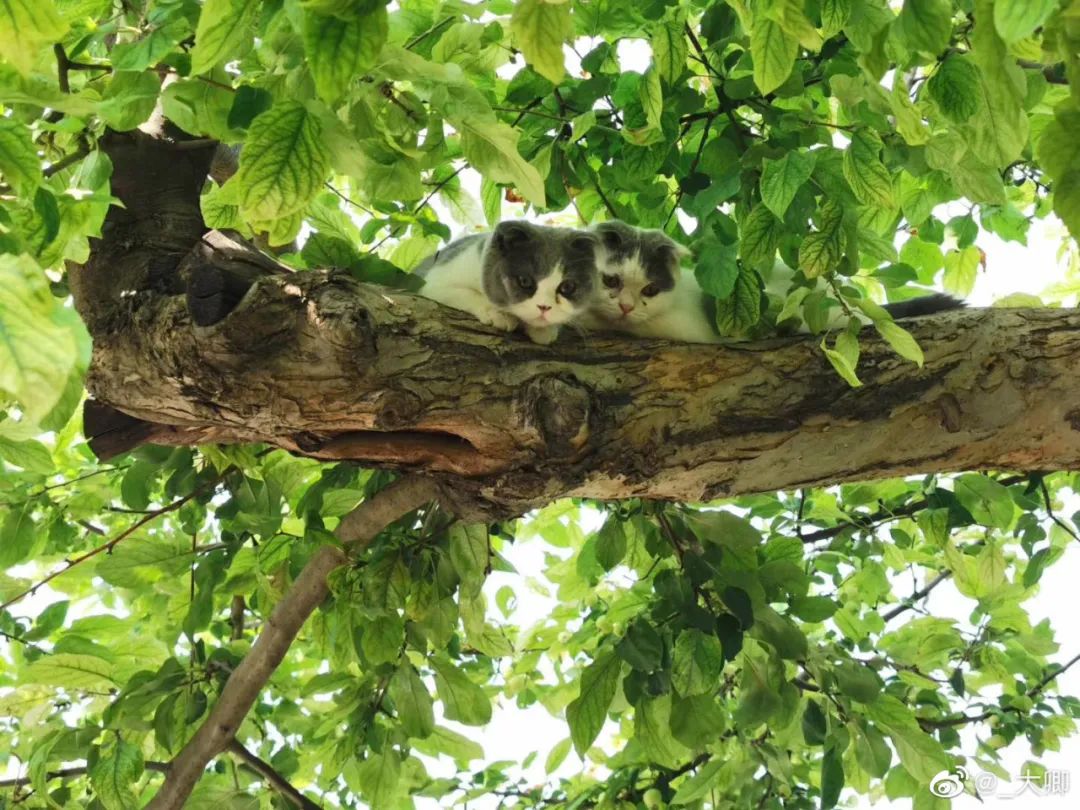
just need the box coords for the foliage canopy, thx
[1,0,1080,808]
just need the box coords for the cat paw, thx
[525,325,559,345]
[477,309,518,332]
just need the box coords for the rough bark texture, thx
[70,130,1080,516]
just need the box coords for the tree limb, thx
[226,739,322,810]
[146,476,438,810]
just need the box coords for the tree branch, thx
[0,762,170,789]
[146,476,438,810]
[881,571,952,622]
[227,739,322,810]
[0,470,231,612]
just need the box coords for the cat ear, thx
[568,231,599,253]
[593,221,625,250]
[493,221,534,249]
[669,241,691,260]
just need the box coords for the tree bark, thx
[70,130,1080,516]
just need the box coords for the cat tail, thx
[882,293,964,319]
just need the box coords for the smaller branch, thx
[404,15,455,50]
[1039,478,1080,543]
[881,571,952,622]
[684,24,749,150]
[43,143,92,178]
[230,596,246,641]
[922,651,1080,729]
[0,471,230,612]
[0,763,170,789]
[53,45,70,93]
[227,739,321,810]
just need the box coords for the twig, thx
[800,474,1028,543]
[1038,478,1080,543]
[227,739,322,810]
[146,477,439,810]
[43,143,92,178]
[404,15,455,50]
[881,571,952,621]
[684,24,748,150]
[0,471,231,612]
[664,111,716,227]
[0,763,170,789]
[230,596,245,641]
[922,651,1080,728]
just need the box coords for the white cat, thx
[417,221,599,345]
[581,220,961,342]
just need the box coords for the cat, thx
[577,220,722,343]
[582,220,962,342]
[416,220,599,345]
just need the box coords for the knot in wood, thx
[518,374,591,458]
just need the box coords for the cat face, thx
[482,221,599,329]
[589,221,690,327]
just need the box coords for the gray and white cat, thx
[578,220,721,343]
[582,220,962,342]
[417,220,599,345]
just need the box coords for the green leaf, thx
[751,605,808,659]
[799,200,844,279]
[942,246,980,296]
[98,71,162,131]
[616,620,664,672]
[821,334,862,387]
[895,0,952,57]
[190,0,259,74]
[853,723,893,778]
[90,741,143,810]
[566,652,621,755]
[866,695,951,784]
[510,0,571,85]
[789,596,838,622]
[821,0,853,37]
[672,758,725,804]
[843,129,895,209]
[1054,171,1080,242]
[751,16,798,94]
[0,118,39,196]
[1035,105,1080,185]
[834,660,883,703]
[352,752,402,810]
[694,240,739,299]
[595,519,627,571]
[0,0,68,75]
[635,694,692,768]
[652,16,688,84]
[303,7,388,103]
[927,57,981,122]
[993,0,1058,44]
[821,744,844,809]
[672,629,724,696]
[714,263,762,336]
[640,64,663,131]
[449,523,489,595]
[953,474,1014,530]
[459,118,546,206]
[111,18,188,71]
[760,150,816,219]
[432,659,491,726]
[967,0,1029,168]
[389,663,435,739]
[0,436,53,473]
[0,503,37,567]
[735,648,782,727]
[802,699,827,745]
[25,653,116,689]
[234,102,332,221]
[875,320,924,367]
[545,738,572,774]
[0,254,80,423]
[739,204,782,271]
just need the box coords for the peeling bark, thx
[70,130,1080,516]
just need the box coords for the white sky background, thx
[5,32,1080,810]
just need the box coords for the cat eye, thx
[642,283,661,297]
[516,275,536,293]
[557,280,577,298]
[602,274,621,289]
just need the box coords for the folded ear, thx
[493,220,535,249]
[568,231,600,254]
[592,221,627,251]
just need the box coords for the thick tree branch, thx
[147,476,437,810]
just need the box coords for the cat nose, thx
[619,303,634,314]
[537,304,551,312]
